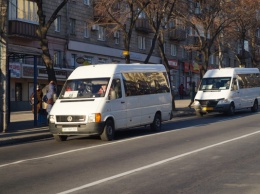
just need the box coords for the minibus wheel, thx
[101,119,115,141]
[53,135,68,142]
[227,103,235,116]
[150,113,161,132]
[251,100,258,112]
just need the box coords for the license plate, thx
[62,127,78,132]
[203,107,213,111]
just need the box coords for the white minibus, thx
[49,64,172,141]
[194,68,260,116]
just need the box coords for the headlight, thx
[88,113,101,123]
[218,98,229,104]
[49,115,55,123]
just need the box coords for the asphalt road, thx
[1,111,260,194]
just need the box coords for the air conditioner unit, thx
[92,25,99,31]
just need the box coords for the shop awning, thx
[8,44,42,57]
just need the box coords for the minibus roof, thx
[203,68,259,78]
[68,63,167,79]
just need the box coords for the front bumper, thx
[49,122,105,136]
[194,103,230,113]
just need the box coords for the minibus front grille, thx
[199,100,218,107]
[56,115,86,122]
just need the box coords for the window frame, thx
[69,18,76,35]
[54,15,61,32]
[98,26,106,41]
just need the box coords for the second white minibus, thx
[194,68,260,116]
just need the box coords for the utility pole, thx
[0,0,9,132]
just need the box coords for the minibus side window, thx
[231,78,238,91]
[110,78,122,99]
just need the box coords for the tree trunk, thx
[158,34,175,111]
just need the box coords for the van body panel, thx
[49,63,172,139]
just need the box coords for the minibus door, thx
[231,78,241,109]
[109,77,127,129]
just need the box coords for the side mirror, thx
[109,90,116,100]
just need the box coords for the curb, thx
[0,132,52,146]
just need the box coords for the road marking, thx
[56,130,260,194]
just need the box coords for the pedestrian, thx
[188,81,196,108]
[178,84,184,99]
[45,80,57,118]
[29,84,43,116]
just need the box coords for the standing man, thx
[178,84,184,99]
[188,82,196,108]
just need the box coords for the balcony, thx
[168,29,186,41]
[135,19,151,33]
[9,20,38,39]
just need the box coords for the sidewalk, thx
[0,98,194,146]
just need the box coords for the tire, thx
[53,135,68,142]
[251,100,258,112]
[227,103,235,116]
[150,113,161,132]
[100,119,115,141]
[195,111,203,117]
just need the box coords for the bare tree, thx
[35,0,69,83]
[143,0,179,110]
[178,0,234,79]
[226,0,260,68]
[93,0,150,63]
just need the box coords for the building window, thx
[181,48,185,58]
[71,54,77,68]
[170,44,177,56]
[114,31,120,44]
[256,28,260,38]
[83,0,90,5]
[98,58,108,63]
[9,0,38,23]
[163,42,166,53]
[53,50,62,67]
[15,83,22,101]
[84,56,93,65]
[69,18,76,35]
[84,22,90,38]
[98,26,105,41]
[54,15,61,32]
[138,36,146,50]
[138,10,146,18]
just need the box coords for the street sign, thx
[76,57,85,64]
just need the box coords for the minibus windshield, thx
[59,78,110,99]
[199,77,231,91]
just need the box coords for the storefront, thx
[9,62,73,111]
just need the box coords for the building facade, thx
[6,0,258,111]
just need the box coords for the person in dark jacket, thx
[178,84,184,99]
[188,81,196,108]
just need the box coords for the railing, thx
[135,19,151,33]
[168,29,186,41]
[9,20,38,39]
